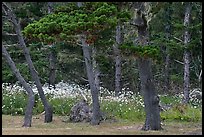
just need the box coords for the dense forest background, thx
[2,2,202,95]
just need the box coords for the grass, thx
[2,115,202,135]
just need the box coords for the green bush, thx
[161,103,202,122]
[2,91,28,115]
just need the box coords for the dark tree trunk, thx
[47,2,57,89]
[81,36,101,125]
[183,2,191,104]
[133,2,162,130]
[138,58,161,130]
[114,24,122,96]
[2,45,35,127]
[3,2,53,123]
[164,53,170,93]
[48,48,57,89]
[163,4,172,93]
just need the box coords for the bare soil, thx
[2,115,202,135]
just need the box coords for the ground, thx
[2,115,202,135]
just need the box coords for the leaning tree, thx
[2,2,53,123]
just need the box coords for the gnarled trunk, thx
[133,2,162,130]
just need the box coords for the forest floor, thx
[2,114,202,135]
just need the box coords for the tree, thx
[47,2,57,89]
[163,3,172,94]
[114,24,122,96]
[23,2,119,125]
[2,45,35,127]
[2,2,53,123]
[183,2,192,104]
[131,2,162,130]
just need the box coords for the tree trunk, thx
[47,2,57,89]
[48,50,57,89]
[3,2,53,123]
[183,2,192,104]
[163,5,172,94]
[114,24,122,96]
[2,45,35,127]
[92,47,100,91]
[81,36,101,125]
[164,54,170,93]
[133,2,162,130]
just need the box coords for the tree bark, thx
[77,2,100,125]
[133,2,162,130]
[92,46,100,91]
[163,5,172,94]
[3,2,53,123]
[2,45,35,127]
[47,2,57,89]
[183,2,191,104]
[114,24,122,96]
[81,36,101,125]
[48,49,57,89]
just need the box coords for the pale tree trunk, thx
[92,47,100,91]
[81,36,101,125]
[2,45,35,127]
[47,2,57,89]
[133,2,162,130]
[3,2,53,123]
[183,2,192,104]
[114,24,122,96]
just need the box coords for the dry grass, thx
[2,115,202,135]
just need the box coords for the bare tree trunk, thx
[92,47,100,91]
[114,24,122,96]
[2,45,35,127]
[2,2,53,123]
[133,2,162,130]
[164,54,170,93]
[183,2,192,104]
[81,36,101,125]
[77,2,100,125]
[47,2,57,89]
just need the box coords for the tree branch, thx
[173,36,183,43]
[174,59,184,65]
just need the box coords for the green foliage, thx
[160,95,181,105]
[161,104,202,122]
[2,90,28,115]
[120,42,161,61]
[101,100,145,121]
[170,74,183,84]
[23,2,120,45]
